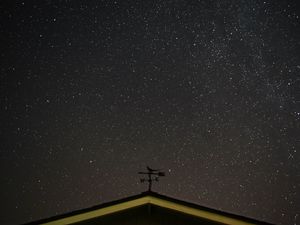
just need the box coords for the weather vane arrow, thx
[138,166,165,192]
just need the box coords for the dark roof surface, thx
[24,191,274,225]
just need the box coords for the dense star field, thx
[0,1,299,225]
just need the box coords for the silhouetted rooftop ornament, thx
[138,166,165,192]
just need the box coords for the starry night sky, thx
[0,1,299,225]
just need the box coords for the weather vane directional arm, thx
[138,166,165,192]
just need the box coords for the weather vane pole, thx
[138,166,165,192]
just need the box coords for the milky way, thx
[0,1,299,225]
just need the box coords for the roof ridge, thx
[23,191,275,225]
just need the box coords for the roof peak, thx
[24,191,274,225]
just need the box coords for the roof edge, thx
[24,191,274,225]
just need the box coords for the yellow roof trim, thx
[41,195,256,225]
[148,196,255,225]
[41,197,150,225]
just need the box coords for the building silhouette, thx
[25,191,273,225]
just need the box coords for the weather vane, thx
[138,166,165,192]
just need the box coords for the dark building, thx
[26,192,273,225]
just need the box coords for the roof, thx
[25,191,274,225]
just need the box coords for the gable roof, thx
[25,191,273,225]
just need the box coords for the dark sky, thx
[0,1,299,225]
